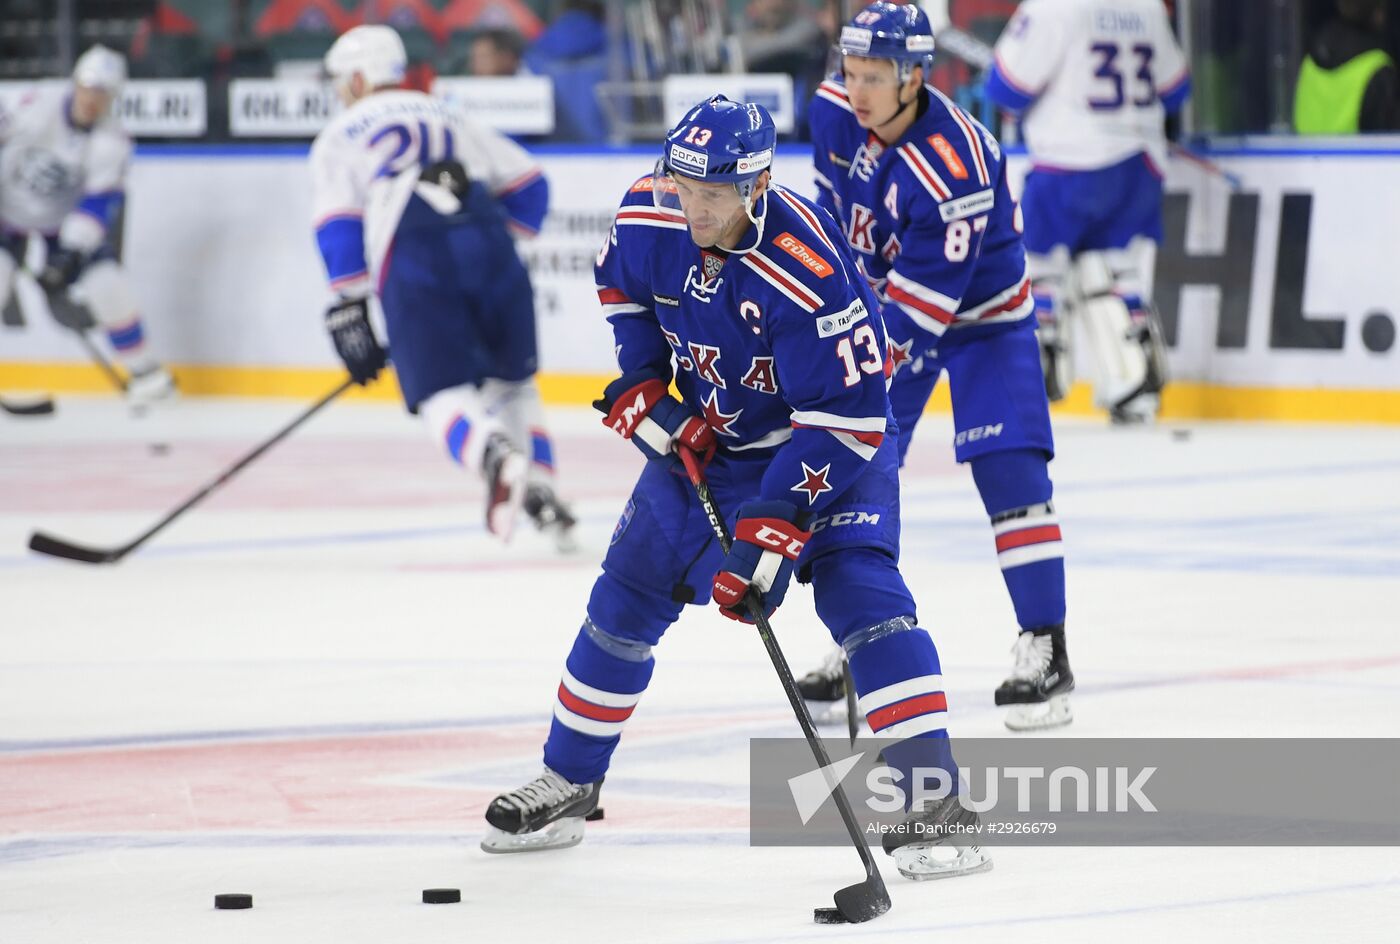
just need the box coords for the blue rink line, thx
[0,698,785,754]
[0,829,750,866]
[5,458,1398,571]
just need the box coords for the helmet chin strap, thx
[726,186,768,255]
[875,65,920,133]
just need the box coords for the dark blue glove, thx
[712,500,812,623]
[325,296,387,385]
[38,247,86,294]
[594,369,716,466]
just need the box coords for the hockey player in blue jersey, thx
[481,95,991,882]
[986,0,1188,425]
[310,25,575,546]
[798,2,1074,732]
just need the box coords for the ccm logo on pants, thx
[955,423,1004,447]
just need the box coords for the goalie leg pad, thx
[1071,251,1150,410]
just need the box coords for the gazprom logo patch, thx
[669,144,709,175]
[816,298,869,338]
[840,26,873,52]
[906,35,935,53]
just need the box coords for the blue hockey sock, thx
[970,448,1066,631]
[542,616,655,785]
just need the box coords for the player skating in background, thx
[799,2,1073,731]
[482,96,992,882]
[0,45,176,410]
[986,0,1189,424]
[310,25,575,546]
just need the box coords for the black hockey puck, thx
[585,807,605,822]
[149,442,171,456]
[422,888,461,904]
[214,893,252,910]
[813,906,848,924]
[1171,428,1192,442]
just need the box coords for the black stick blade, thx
[28,531,122,564]
[832,877,892,924]
[0,397,55,416]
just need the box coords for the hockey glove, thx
[712,501,811,623]
[38,247,86,294]
[594,369,716,466]
[325,296,387,385]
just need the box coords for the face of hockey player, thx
[842,54,923,138]
[70,85,114,128]
[670,172,768,250]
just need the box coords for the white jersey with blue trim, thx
[988,0,1189,171]
[0,84,130,249]
[308,89,545,297]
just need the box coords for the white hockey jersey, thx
[0,84,130,249]
[987,0,1190,171]
[308,89,547,297]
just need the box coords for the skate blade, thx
[894,843,993,882]
[486,454,529,542]
[479,817,586,854]
[1004,693,1073,732]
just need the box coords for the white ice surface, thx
[2,396,1399,943]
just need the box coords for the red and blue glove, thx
[594,370,716,466]
[712,501,812,623]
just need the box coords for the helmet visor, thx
[651,159,684,214]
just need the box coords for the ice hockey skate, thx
[482,433,528,539]
[523,483,579,553]
[882,794,994,881]
[481,769,602,854]
[995,625,1075,731]
[795,646,850,725]
[125,364,177,415]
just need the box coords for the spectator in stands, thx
[1296,0,1400,132]
[470,28,526,76]
[526,0,607,66]
[525,0,608,143]
[736,0,829,75]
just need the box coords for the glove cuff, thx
[734,517,810,561]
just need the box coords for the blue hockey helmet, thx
[839,2,936,80]
[657,95,777,242]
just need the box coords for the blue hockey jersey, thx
[596,175,892,515]
[810,78,1032,372]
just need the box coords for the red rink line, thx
[0,435,636,514]
[0,713,769,835]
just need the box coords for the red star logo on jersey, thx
[700,387,742,437]
[791,462,833,505]
[888,336,914,378]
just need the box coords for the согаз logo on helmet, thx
[669,144,709,175]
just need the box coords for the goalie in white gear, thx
[310,25,575,545]
[0,45,176,409]
[985,0,1188,424]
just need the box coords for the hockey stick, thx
[1168,142,1244,190]
[0,395,56,416]
[72,326,129,392]
[28,376,356,564]
[19,266,131,392]
[678,448,891,925]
